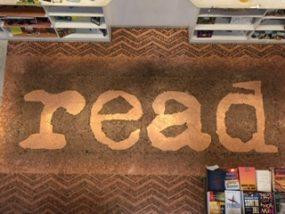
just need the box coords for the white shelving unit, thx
[190,0,285,9]
[190,8,285,43]
[40,0,110,7]
[0,0,112,42]
[51,17,107,29]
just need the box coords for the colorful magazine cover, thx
[225,191,242,214]
[207,191,225,214]
[243,192,260,214]
[274,168,285,192]
[239,167,257,191]
[225,168,240,190]
[259,192,275,214]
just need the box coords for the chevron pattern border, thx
[7,28,285,58]
[0,174,205,213]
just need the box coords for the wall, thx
[105,0,199,27]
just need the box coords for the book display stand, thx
[206,166,285,214]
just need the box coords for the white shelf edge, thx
[53,21,107,29]
[195,24,254,31]
[0,35,110,42]
[40,0,111,7]
[63,33,107,39]
[189,0,285,9]
[190,36,285,44]
[0,0,111,6]
[263,16,285,20]
[256,25,285,31]
[47,12,104,17]
[191,35,247,41]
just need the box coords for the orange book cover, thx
[238,167,257,191]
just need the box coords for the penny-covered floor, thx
[1,28,285,213]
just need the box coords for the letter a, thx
[216,81,277,153]
[20,90,86,150]
[147,91,211,151]
[90,90,143,150]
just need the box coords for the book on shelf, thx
[252,31,285,40]
[9,27,57,38]
[215,17,231,24]
[100,29,107,36]
[225,190,242,214]
[57,28,76,38]
[243,192,260,214]
[197,30,213,38]
[266,10,285,17]
[238,167,257,191]
[275,192,285,214]
[259,192,275,214]
[207,191,225,214]
[55,16,72,22]
[274,168,285,192]
[197,17,216,24]
[91,17,102,26]
[225,168,240,190]
[16,0,40,6]
[207,167,226,192]
[9,26,22,35]
[67,0,81,2]
[71,16,79,22]
[2,17,51,28]
[41,0,63,3]
[230,17,253,25]
[256,170,272,192]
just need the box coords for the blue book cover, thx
[207,168,226,191]
[243,192,260,214]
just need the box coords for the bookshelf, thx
[190,9,285,43]
[190,0,285,9]
[0,0,112,42]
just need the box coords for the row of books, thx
[207,167,285,192]
[251,31,285,40]
[266,10,285,17]
[7,27,57,37]
[208,191,283,213]
[54,16,104,27]
[206,166,285,213]
[1,17,51,28]
[197,17,254,25]
[16,0,40,5]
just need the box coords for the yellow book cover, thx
[10,27,23,35]
[71,17,79,21]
